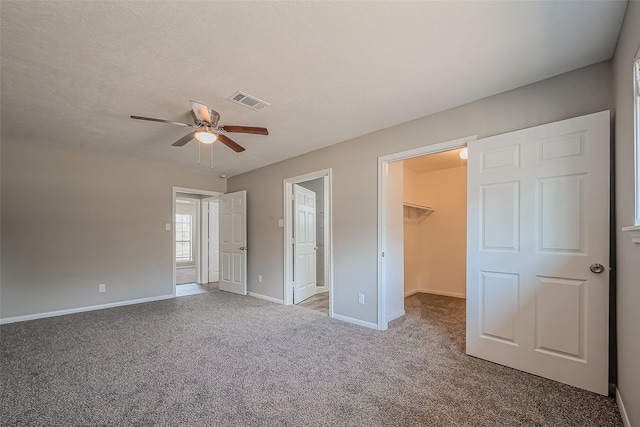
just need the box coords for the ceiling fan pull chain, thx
[198,141,201,165]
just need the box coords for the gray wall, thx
[0,139,225,319]
[613,1,640,423]
[229,61,613,325]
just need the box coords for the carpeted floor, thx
[0,291,622,426]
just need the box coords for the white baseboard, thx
[0,294,175,325]
[387,310,405,322]
[248,292,283,305]
[332,313,378,330]
[315,286,329,294]
[405,289,466,299]
[617,388,631,427]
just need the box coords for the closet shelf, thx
[403,202,434,219]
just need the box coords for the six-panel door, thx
[466,111,610,395]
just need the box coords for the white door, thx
[466,111,610,395]
[208,200,220,283]
[219,191,247,295]
[293,184,317,303]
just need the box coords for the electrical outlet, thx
[99,284,106,293]
[358,293,365,304]
[258,274,263,283]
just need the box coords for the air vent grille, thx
[227,91,270,111]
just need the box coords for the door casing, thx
[283,169,333,315]
[172,186,223,296]
[377,136,477,330]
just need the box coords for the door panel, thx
[293,185,317,304]
[480,271,519,345]
[467,111,609,395]
[538,175,585,252]
[480,182,520,251]
[535,276,585,360]
[219,191,247,295]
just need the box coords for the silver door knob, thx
[590,263,605,274]
[239,247,246,251]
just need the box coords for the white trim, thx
[377,135,477,330]
[420,289,466,299]
[0,294,174,325]
[616,388,631,427]
[332,313,378,330]
[633,57,640,226]
[622,225,640,244]
[405,289,466,298]
[283,169,334,320]
[315,286,329,294]
[387,310,405,322]
[200,200,209,284]
[248,292,284,305]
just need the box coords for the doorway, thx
[402,149,468,300]
[378,111,611,395]
[283,169,333,316]
[172,186,223,297]
[377,136,475,330]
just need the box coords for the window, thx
[175,213,193,262]
[634,57,640,225]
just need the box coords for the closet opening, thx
[402,148,467,301]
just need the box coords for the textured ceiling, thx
[0,1,627,177]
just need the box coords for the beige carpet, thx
[0,291,623,426]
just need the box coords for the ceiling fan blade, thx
[217,134,246,152]
[172,132,196,147]
[221,125,269,135]
[189,100,213,124]
[130,115,195,128]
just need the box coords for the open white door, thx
[219,191,247,295]
[466,111,610,395]
[208,200,220,283]
[293,184,317,303]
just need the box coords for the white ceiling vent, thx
[227,91,270,111]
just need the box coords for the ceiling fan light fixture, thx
[459,147,468,160]
[195,131,217,144]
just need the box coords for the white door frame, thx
[172,186,223,296]
[283,169,333,316]
[377,136,476,330]
[200,197,220,284]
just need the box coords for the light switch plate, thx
[165,223,171,231]
[278,219,284,227]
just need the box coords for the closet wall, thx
[403,165,467,298]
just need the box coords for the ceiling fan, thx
[130,101,268,152]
